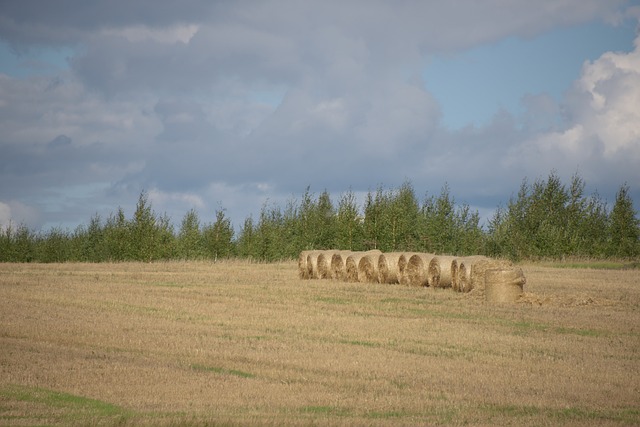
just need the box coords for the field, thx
[1,261,639,426]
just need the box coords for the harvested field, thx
[1,261,639,426]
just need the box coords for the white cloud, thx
[525,30,640,162]
[0,200,40,231]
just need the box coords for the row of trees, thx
[1,172,638,262]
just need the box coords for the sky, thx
[1,0,640,234]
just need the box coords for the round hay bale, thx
[298,251,312,279]
[427,255,457,288]
[450,258,461,291]
[485,267,526,303]
[330,251,353,281]
[406,253,435,287]
[458,256,490,293]
[398,252,419,285]
[357,250,383,283]
[317,250,342,279]
[378,252,405,284]
[345,251,380,283]
[469,258,513,295]
[306,251,324,280]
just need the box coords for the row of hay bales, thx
[298,250,526,302]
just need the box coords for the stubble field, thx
[0,260,639,426]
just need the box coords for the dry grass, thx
[1,260,639,426]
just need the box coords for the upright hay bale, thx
[330,251,353,281]
[357,250,383,283]
[485,267,526,303]
[427,256,457,288]
[298,250,312,279]
[306,251,324,280]
[469,258,514,295]
[317,250,340,279]
[458,256,490,293]
[406,253,435,287]
[378,252,405,284]
[398,252,419,285]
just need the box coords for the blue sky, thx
[1,1,639,233]
[425,20,638,129]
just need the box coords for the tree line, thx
[1,172,638,263]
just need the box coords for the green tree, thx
[362,186,387,250]
[608,183,640,258]
[455,203,484,255]
[79,214,107,262]
[254,201,287,261]
[104,207,130,261]
[0,222,35,262]
[387,181,421,251]
[334,189,364,251]
[421,184,457,254]
[236,216,256,259]
[203,209,235,260]
[35,227,71,262]
[177,209,204,259]
[313,190,336,249]
[580,191,609,257]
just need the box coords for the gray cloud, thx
[0,0,637,231]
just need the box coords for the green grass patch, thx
[509,320,603,337]
[190,364,256,378]
[480,403,640,423]
[0,384,133,424]
[300,405,352,416]
[338,339,380,348]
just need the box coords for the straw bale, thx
[469,258,513,294]
[317,250,345,279]
[378,252,405,284]
[357,250,384,283]
[330,251,353,281]
[406,253,435,287]
[427,255,457,288]
[485,267,526,303]
[398,252,420,285]
[450,258,461,291]
[298,250,312,279]
[458,256,490,293]
[345,251,380,283]
[306,251,324,280]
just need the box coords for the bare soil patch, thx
[1,261,638,425]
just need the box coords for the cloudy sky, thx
[1,1,639,233]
